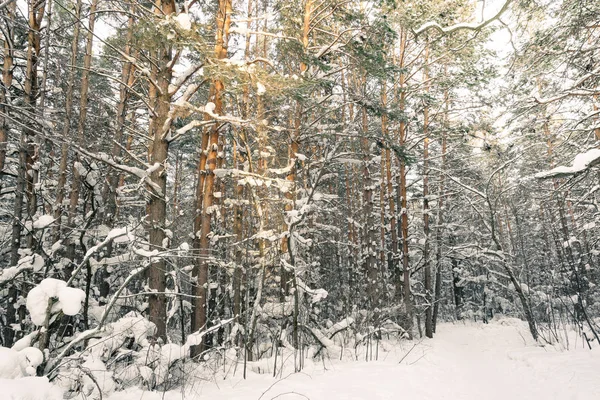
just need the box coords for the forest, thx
[0,0,599,398]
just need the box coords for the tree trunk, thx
[11,0,46,263]
[146,0,176,341]
[432,83,448,332]
[103,6,136,225]
[24,0,46,246]
[7,0,46,348]
[233,0,253,323]
[0,0,17,348]
[362,101,378,308]
[490,202,538,341]
[379,85,388,304]
[66,0,98,261]
[397,30,412,333]
[54,0,82,244]
[192,0,232,356]
[281,0,313,298]
[0,0,16,191]
[423,42,433,339]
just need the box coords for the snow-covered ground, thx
[4,320,600,399]
[105,320,600,400]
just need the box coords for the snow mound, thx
[0,346,44,379]
[0,376,63,400]
[26,278,86,325]
[87,314,156,360]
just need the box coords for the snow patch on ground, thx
[0,346,44,379]
[0,376,63,400]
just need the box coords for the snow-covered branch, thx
[72,147,164,196]
[413,0,513,36]
[66,227,131,286]
[535,148,600,179]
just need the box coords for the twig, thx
[258,372,312,400]
[398,340,422,364]
[270,392,311,400]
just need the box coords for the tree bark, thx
[0,0,16,191]
[12,0,46,265]
[362,101,378,308]
[0,0,17,348]
[103,5,136,225]
[146,0,176,341]
[432,82,448,332]
[192,0,232,355]
[53,0,82,244]
[66,0,98,261]
[24,0,46,245]
[281,0,313,297]
[397,29,412,333]
[423,42,433,339]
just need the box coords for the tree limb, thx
[413,0,513,36]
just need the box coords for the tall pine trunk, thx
[423,42,433,339]
[12,0,46,265]
[66,0,98,261]
[192,0,232,355]
[397,30,412,333]
[146,0,176,341]
[0,0,16,191]
[432,81,449,332]
[103,6,136,225]
[54,0,82,244]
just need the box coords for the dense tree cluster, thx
[0,0,599,395]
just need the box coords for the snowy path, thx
[109,321,600,400]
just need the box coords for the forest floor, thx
[4,319,600,399]
[105,319,600,400]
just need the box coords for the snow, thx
[3,321,598,399]
[295,152,307,161]
[0,346,44,379]
[583,221,596,230]
[175,13,192,31]
[58,286,87,316]
[535,148,600,179]
[260,301,294,318]
[310,288,328,303]
[205,101,216,114]
[0,376,63,400]
[32,215,54,229]
[0,347,26,379]
[134,248,160,258]
[99,320,600,400]
[256,82,266,95]
[230,25,249,35]
[83,227,129,260]
[26,278,86,325]
[0,254,44,285]
[107,226,129,241]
